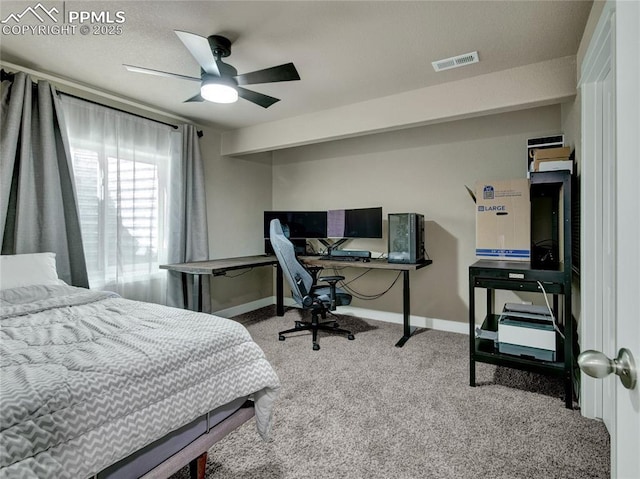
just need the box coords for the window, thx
[61,96,179,303]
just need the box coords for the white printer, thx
[497,303,557,361]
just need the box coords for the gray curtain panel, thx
[166,124,210,309]
[0,71,89,288]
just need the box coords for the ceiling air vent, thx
[432,51,479,72]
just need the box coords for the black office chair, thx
[269,219,355,350]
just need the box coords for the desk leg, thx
[469,273,476,387]
[193,274,202,313]
[276,264,284,316]
[395,270,415,347]
[182,273,189,309]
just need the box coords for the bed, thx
[0,253,280,479]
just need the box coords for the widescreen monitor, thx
[263,211,327,239]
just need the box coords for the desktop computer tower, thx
[387,213,425,264]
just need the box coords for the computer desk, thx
[160,255,284,316]
[162,255,432,347]
[299,256,433,347]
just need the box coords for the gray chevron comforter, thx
[0,284,280,478]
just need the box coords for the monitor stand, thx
[319,238,349,256]
[319,238,371,259]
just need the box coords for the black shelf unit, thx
[469,171,574,409]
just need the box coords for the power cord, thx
[334,267,372,286]
[334,267,402,300]
[536,280,565,339]
[223,268,254,278]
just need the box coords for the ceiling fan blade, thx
[237,87,280,108]
[184,93,204,103]
[234,63,300,85]
[124,64,201,82]
[174,30,221,76]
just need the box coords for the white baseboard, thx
[213,297,276,319]
[335,305,470,335]
[220,296,470,335]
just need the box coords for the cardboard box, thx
[476,178,530,261]
[533,146,571,161]
[527,135,564,177]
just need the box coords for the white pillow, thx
[0,252,63,290]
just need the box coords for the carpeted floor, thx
[171,306,609,479]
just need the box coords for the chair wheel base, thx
[312,343,320,351]
[279,335,286,341]
[348,334,355,340]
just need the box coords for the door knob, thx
[578,348,637,390]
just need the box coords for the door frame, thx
[579,0,615,422]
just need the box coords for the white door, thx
[611,2,639,476]
[580,2,639,477]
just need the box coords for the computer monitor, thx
[327,209,346,238]
[327,207,383,238]
[263,211,327,239]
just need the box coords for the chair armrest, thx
[317,275,344,312]
[318,275,345,284]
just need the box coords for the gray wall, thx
[199,127,274,312]
[270,105,562,324]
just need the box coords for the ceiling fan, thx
[124,31,300,108]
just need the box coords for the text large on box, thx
[475,179,530,261]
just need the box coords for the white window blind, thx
[61,96,179,303]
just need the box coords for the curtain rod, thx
[1,66,204,137]
[60,92,204,137]
[59,91,178,130]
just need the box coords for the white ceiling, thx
[0,1,593,132]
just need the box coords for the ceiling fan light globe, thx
[200,83,238,103]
